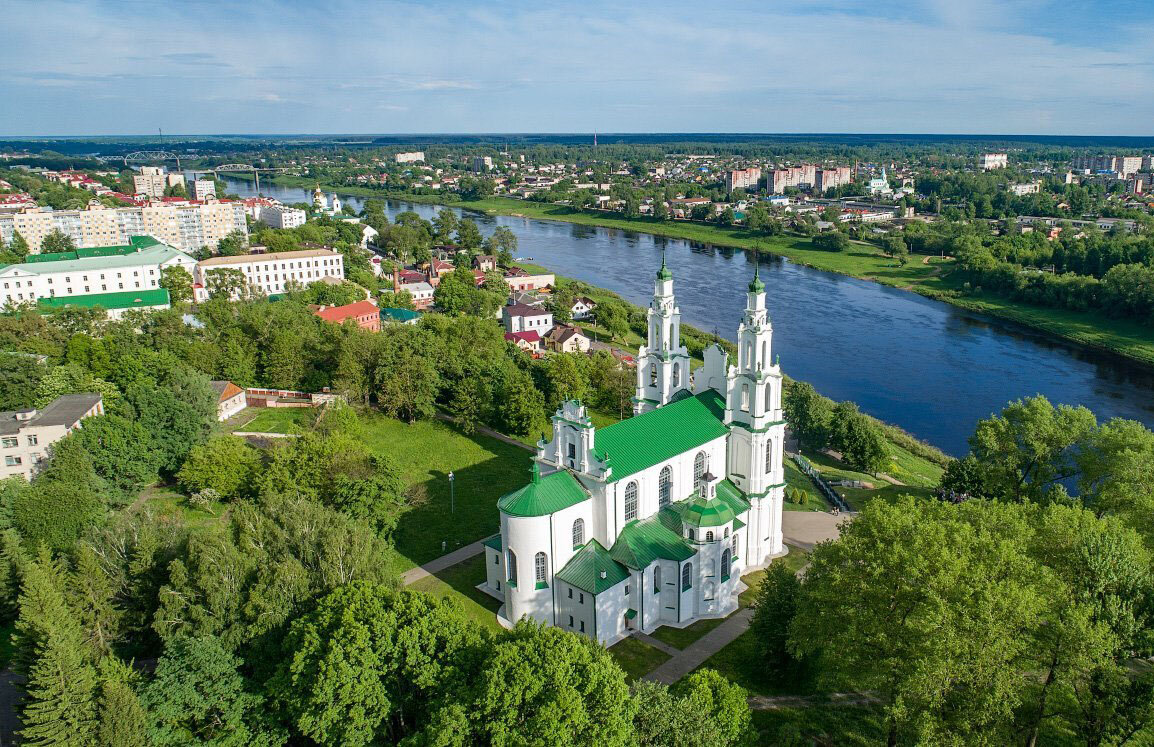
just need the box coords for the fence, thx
[244,387,347,409]
[791,454,850,512]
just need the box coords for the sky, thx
[1,0,1152,136]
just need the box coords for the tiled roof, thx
[315,300,378,323]
[610,517,694,569]
[38,288,170,312]
[210,380,244,401]
[504,302,550,318]
[595,390,727,482]
[497,463,588,517]
[505,330,540,343]
[555,539,629,594]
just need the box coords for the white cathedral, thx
[482,256,786,645]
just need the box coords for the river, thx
[224,178,1154,456]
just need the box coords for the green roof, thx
[482,533,502,551]
[3,240,190,276]
[25,236,163,264]
[716,479,751,515]
[610,517,694,569]
[555,539,629,594]
[497,463,588,517]
[656,252,672,281]
[681,490,736,528]
[595,390,727,482]
[38,288,170,312]
[381,307,422,322]
[748,264,765,293]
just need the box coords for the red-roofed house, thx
[505,329,542,352]
[210,380,248,421]
[314,300,381,331]
[502,302,554,336]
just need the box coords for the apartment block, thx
[0,197,249,255]
[0,394,104,480]
[767,164,817,192]
[258,203,307,229]
[979,153,1009,170]
[189,179,217,200]
[814,166,853,193]
[394,152,425,164]
[133,166,185,198]
[723,167,762,193]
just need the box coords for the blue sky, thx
[1,0,1151,136]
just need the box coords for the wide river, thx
[225,178,1154,456]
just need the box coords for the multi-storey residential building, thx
[0,235,195,308]
[258,203,307,229]
[767,164,817,192]
[814,166,852,194]
[0,394,104,480]
[979,153,1009,170]
[1008,182,1042,196]
[0,197,249,255]
[723,167,761,193]
[189,179,216,200]
[394,151,425,164]
[132,166,185,198]
[194,248,345,300]
[472,156,494,172]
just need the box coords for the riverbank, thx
[243,175,1154,368]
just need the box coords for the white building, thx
[210,381,247,421]
[194,247,345,300]
[1,394,104,480]
[979,153,1009,170]
[482,260,786,645]
[258,203,307,229]
[502,302,554,336]
[189,179,216,201]
[1008,182,1042,196]
[394,152,425,164]
[0,236,196,308]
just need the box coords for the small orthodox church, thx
[483,257,787,645]
[312,185,342,216]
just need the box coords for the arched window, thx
[741,384,750,411]
[688,528,696,542]
[624,481,638,521]
[534,552,547,584]
[721,549,731,580]
[761,341,767,366]
[694,452,706,493]
[765,383,772,410]
[649,363,657,387]
[653,565,662,593]
[767,439,775,474]
[672,362,680,387]
[724,527,730,538]
[744,342,752,366]
[506,550,517,584]
[733,533,739,558]
[705,530,714,542]
[708,559,717,578]
[572,518,585,548]
[681,563,692,591]
[658,466,672,507]
[703,580,715,601]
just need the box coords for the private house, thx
[210,381,247,421]
[504,268,555,292]
[546,325,591,353]
[505,330,543,352]
[570,296,596,320]
[381,307,422,325]
[503,302,554,336]
[481,259,785,645]
[474,255,498,272]
[314,300,381,331]
[0,393,104,480]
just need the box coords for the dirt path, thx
[747,692,881,710]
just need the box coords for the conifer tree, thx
[96,657,149,747]
[69,543,122,659]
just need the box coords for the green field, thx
[406,554,505,633]
[607,636,671,681]
[649,616,728,650]
[130,485,229,533]
[234,407,313,433]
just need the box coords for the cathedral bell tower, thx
[634,253,692,415]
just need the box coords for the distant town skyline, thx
[3,0,1152,136]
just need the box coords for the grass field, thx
[607,636,671,681]
[131,485,229,533]
[406,553,505,633]
[233,407,313,433]
[751,705,887,746]
[649,617,728,650]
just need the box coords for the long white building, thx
[0,236,196,308]
[482,258,786,645]
[0,197,248,255]
[194,248,345,300]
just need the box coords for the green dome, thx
[748,264,765,293]
[656,252,673,281]
[681,492,736,528]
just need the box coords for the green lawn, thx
[649,617,728,650]
[358,413,532,570]
[751,705,887,746]
[607,636,671,681]
[131,485,229,533]
[738,545,810,608]
[406,553,505,633]
[782,459,831,512]
[233,407,313,433]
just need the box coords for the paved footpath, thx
[400,540,486,586]
[643,608,754,684]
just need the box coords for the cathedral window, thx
[624,482,638,521]
[672,362,680,387]
[724,527,730,538]
[653,566,661,593]
[741,384,750,411]
[703,580,715,601]
[706,531,714,542]
[658,466,672,507]
[506,550,517,585]
[693,452,706,493]
[761,341,767,368]
[733,533,740,558]
[534,552,547,584]
[649,363,657,387]
[688,528,696,541]
[766,440,773,474]
[681,563,692,591]
[572,518,585,548]
[722,549,732,581]
[765,383,772,410]
[744,342,752,367]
